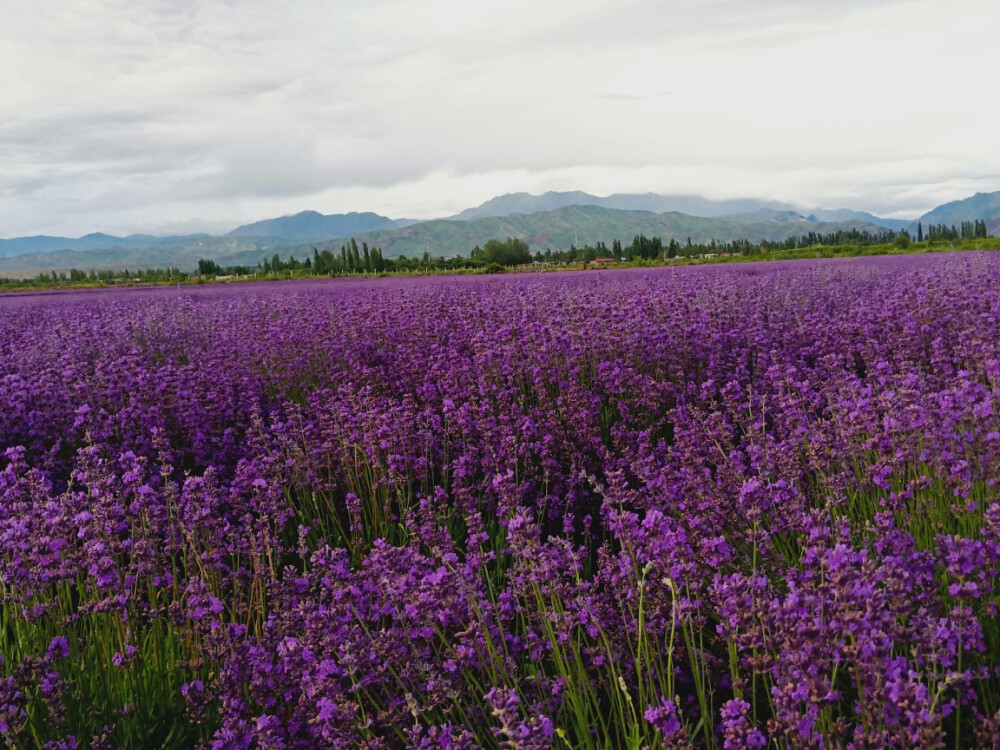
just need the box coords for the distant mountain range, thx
[0,232,215,258]
[0,211,410,259]
[448,191,795,221]
[448,191,911,231]
[0,190,997,275]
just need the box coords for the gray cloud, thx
[2,0,998,237]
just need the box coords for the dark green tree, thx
[479,237,531,266]
[198,258,222,276]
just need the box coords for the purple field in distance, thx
[2,253,1000,748]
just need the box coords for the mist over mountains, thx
[225,211,414,242]
[0,190,997,275]
[447,192,797,221]
[0,211,410,258]
[448,192,911,231]
[914,192,1000,235]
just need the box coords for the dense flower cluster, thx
[2,254,1000,747]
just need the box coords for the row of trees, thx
[199,240,487,279]
[772,228,901,249]
[532,235,678,263]
[0,266,186,286]
[309,239,390,274]
[917,220,989,242]
[531,222,995,264]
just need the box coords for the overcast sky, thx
[3,0,999,237]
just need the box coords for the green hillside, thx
[916,191,1000,235]
[317,205,889,258]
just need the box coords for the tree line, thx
[0,266,186,287]
[917,220,989,242]
[201,237,531,278]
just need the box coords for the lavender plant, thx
[1,255,999,747]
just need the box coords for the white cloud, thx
[1,0,999,236]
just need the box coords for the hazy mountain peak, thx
[913,190,1000,235]
[226,211,404,241]
[450,191,803,222]
[451,191,918,231]
[720,209,810,223]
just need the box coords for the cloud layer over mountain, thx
[3,0,1000,237]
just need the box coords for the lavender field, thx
[2,254,1000,748]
